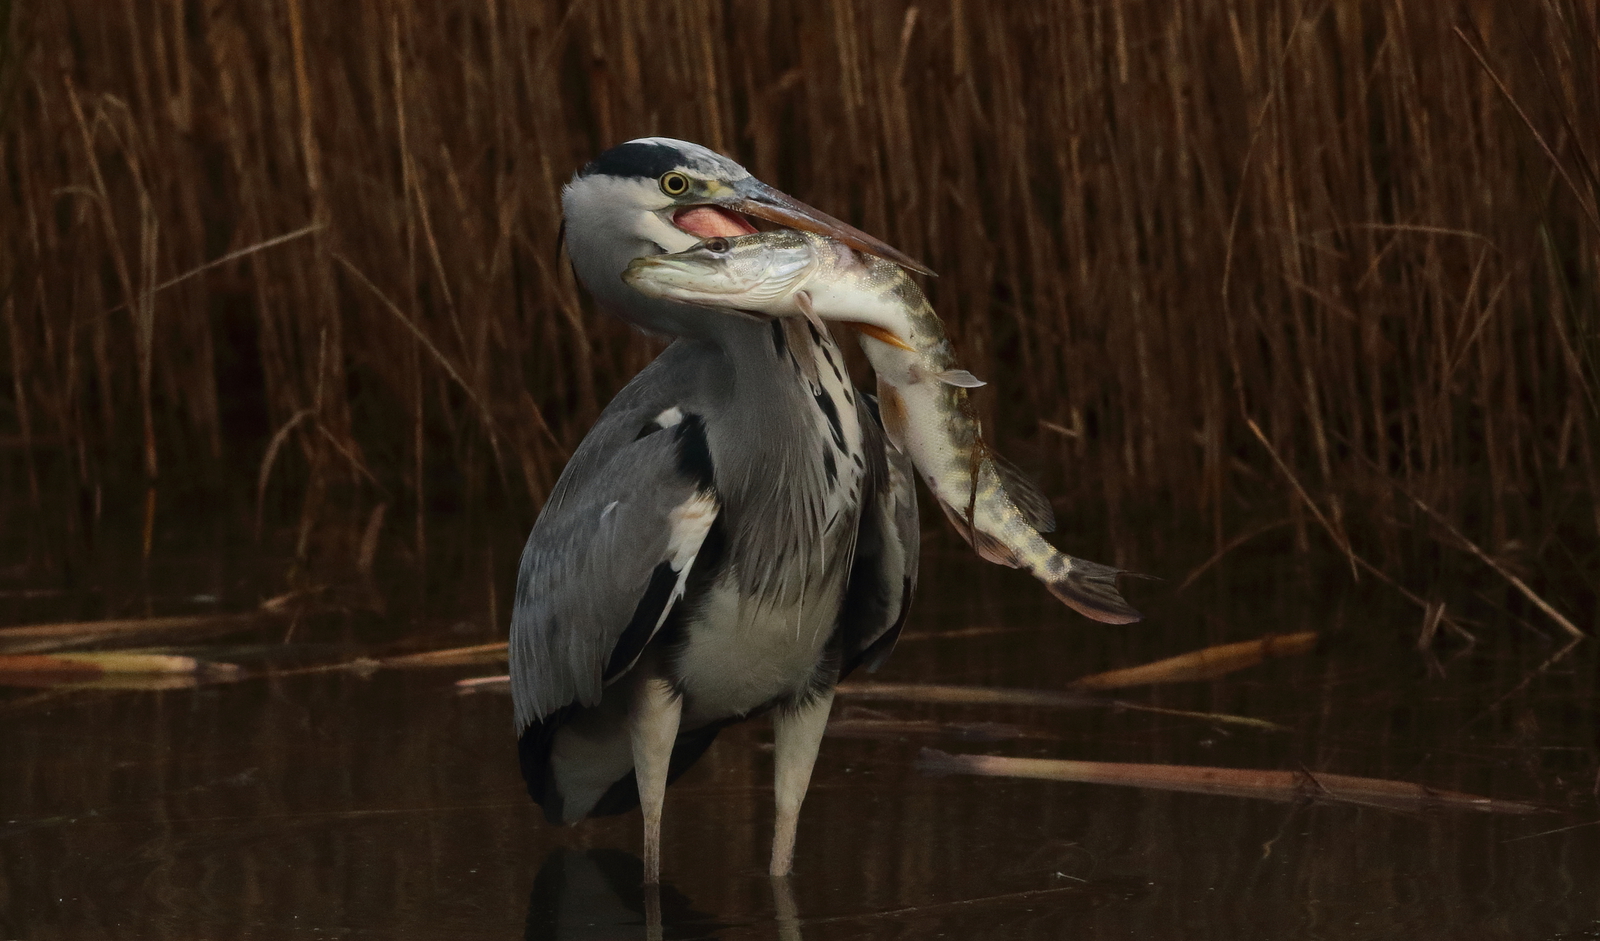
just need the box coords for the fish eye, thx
[703,237,730,253]
[659,171,691,196]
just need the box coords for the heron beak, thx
[714,179,935,277]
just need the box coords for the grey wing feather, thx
[840,392,921,676]
[509,418,706,730]
[509,342,730,732]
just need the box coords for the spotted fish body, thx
[624,230,1141,624]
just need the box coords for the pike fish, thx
[623,230,1141,624]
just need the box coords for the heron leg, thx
[645,883,664,941]
[629,675,682,886]
[769,688,835,877]
[770,870,803,941]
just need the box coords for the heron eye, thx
[659,171,691,196]
[703,237,730,253]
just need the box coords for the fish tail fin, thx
[1045,557,1143,624]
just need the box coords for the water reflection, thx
[1,550,1597,939]
[516,845,1150,940]
[525,848,723,940]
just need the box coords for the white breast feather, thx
[658,490,719,632]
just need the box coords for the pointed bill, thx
[715,178,934,276]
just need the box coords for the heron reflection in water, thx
[524,847,726,940]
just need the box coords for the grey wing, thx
[839,391,921,676]
[509,403,718,732]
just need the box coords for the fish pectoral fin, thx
[876,379,910,453]
[794,290,827,334]
[936,369,987,389]
[985,451,1058,533]
[782,317,823,388]
[936,498,1022,568]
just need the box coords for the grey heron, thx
[511,138,927,883]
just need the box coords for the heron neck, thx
[712,314,844,392]
[706,315,802,398]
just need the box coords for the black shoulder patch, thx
[812,389,846,450]
[853,575,915,675]
[580,140,684,181]
[602,561,679,683]
[819,342,843,382]
[673,413,716,490]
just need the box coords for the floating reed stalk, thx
[919,749,1545,814]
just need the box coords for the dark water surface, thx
[2,541,1597,940]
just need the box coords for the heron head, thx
[561,138,927,338]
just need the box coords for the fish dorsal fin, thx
[985,449,1057,533]
[875,379,910,453]
[937,369,987,388]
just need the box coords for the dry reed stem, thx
[1069,631,1318,690]
[267,641,508,679]
[1247,418,1359,580]
[104,223,325,316]
[375,642,507,667]
[836,681,1283,731]
[1110,701,1288,732]
[0,613,268,655]
[0,651,230,674]
[919,749,1544,814]
[825,714,1046,742]
[455,674,509,692]
[1407,492,1586,639]
[1175,518,1293,592]
[838,682,1099,709]
[1453,26,1600,235]
[334,254,506,480]
[0,613,264,642]
[0,0,1594,604]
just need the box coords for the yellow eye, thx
[703,237,730,253]
[659,171,690,196]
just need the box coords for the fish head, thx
[623,232,820,316]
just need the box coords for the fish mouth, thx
[621,254,769,315]
[623,252,722,286]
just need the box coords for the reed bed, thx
[1,1,1596,607]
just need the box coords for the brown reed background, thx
[1,1,1596,605]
